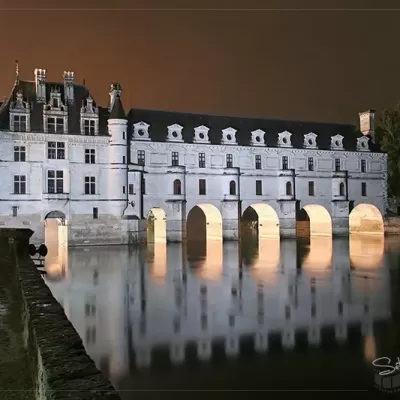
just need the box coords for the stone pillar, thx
[166,201,185,242]
[277,200,296,238]
[222,200,240,241]
[331,201,349,236]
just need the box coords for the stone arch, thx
[241,203,280,239]
[296,204,332,238]
[44,210,68,280]
[147,207,167,243]
[349,203,384,235]
[186,204,222,242]
[173,179,182,195]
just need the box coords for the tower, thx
[107,84,128,215]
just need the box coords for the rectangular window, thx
[255,155,262,170]
[47,142,65,159]
[199,179,206,195]
[308,157,314,171]
[282,156,288,170]
[85,149,95,164]
[47,170,64,194]
[172,151,179,166]
[199,153,206,168]
[47,117,64,134]
[84,119,96,135]
[13,175,26,194]
[13,115,27,132]
[14,146,26,162]
[93,207,98,219]
[335,158,340,172]
[12,206,18,217]
[84,176,96,195]
[129,184,134,195]
[308,181,315,196]
[137,150,145,166]
[122,185,126,194]
[256,180,262,195]
[361,182,367,196]
[141,178,146,194]
[226,154,233,168]
[361,160,366,173]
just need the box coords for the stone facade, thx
[0,68,388,245]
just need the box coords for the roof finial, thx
[15,60,19,82]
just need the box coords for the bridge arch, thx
[241,203,280,239]
[349,203,384,236]
[187,204,222,242]
[147,207,167,243]
[296,204,332,237]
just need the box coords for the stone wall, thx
[385,216,400,235]
[0,228,121,400]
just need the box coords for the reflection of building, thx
[46,239,391,377]
[0,66,387,245]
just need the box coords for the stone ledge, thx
[0,229,121,400]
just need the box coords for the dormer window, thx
[303,132,318,149]
[133,122,151,141]
[80,95,99,135]
[53,98,58,108]
[278,131,293,148]
[13,115,27,132]
[9,90,31,132]
[84,120,96,136]
[43,87,68,134]
[47,117,64,134]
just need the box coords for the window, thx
[308,157,314,171]
[229,180,236,195]
[84,119,95,135]
[47,142,65,159]
[199,179,206,195]
[255,155,261,169]
[361,182,367,196]
[84,176,96,195]
[12,206,18,217]
[137,150,145,166]
[122,185,126,194]
[226,154,233,168]
[172,152,179,166]
[361,160,366,173]
[173,179,182,195]
[308,181,315,196]
[13,115,26,132]
[47,170,64,194]
[282,156,288,170]
[256,180,262,196]
[47,117,64,134]
[339,182,345,196]
[129,184,134,195]
[93,207,98,219]
[14,175,26,194]
[122,156,126,164]
[199,153,206,168]
[286,181,292,196]
[122,132,126,140]
[335,159,340,172]
[85,326,96,345]
[141,178,146,194]
[85,149,95,164]
[14,146,26,162]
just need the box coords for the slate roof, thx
[109,93,126,119]
[127,108,382,152]
[0,79,110,135]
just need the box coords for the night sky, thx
[0,0,399,124]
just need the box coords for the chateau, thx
[0,68,387,246]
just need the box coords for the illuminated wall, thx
[187,204,222,242]
[349,203,384,236]
[242,203,280,239]
[147,208,166,243]
[296,204,332,238]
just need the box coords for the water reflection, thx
[45,237,393,392]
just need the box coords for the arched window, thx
[286,181,292,196]
[339,182,345,196]
[173,179,182,195]
[229,180,236,195]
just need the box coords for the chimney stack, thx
[63,71,74,104]
[34,68,47,103]
[359,110,375,143]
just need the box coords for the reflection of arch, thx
[300,237,333,273]
[248,238,280,284]
[187,204,222,242]
[349,235,384,269]
[146,242,167,285]
[286,181,292,196]
[242,203,280,239]
[229,180,236,195]
[173,179,182,195]
[147,207,166,243]
[296,204,332,238]
[349,203,384,236]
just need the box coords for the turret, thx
[107,85,128,211]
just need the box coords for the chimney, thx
[34,68,47,103]
[109,83,122,111]
[63,71,74,104]
[359,110,376,143]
